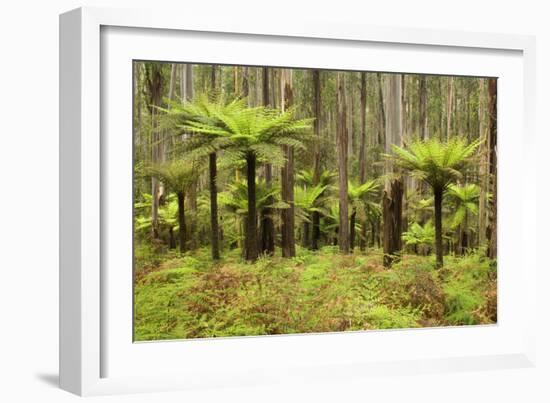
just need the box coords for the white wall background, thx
[0,1,547,402]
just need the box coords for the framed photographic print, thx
[60,6,537,396]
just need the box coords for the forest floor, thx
[134,246,497,341]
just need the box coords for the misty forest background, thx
[133,62,497,341]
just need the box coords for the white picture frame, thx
[60,6,537,396]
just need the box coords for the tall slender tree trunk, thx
[145,64,164,239]
[311,69,322,250]
[486,78,497,259]
[177,191,186,254]
[350,209,357,251]
[359,72,368,251]
[260,67,275,255]
[419,76,427,139]
[206,69,220,260]
[281,69,296,257]
[209,153,220,260]
[446,77,454,139]
[434,187,444,268]
[382,74,403,267]
[245,152,259,261]
[377,73,386,146]
[337,73,350,254]
[478,79,487,247]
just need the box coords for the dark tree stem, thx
[383,179,403,267]
[209,153,220,260]
[245,152,258,261]
[260,67,275,255]
[434,186,444,269]
[177,191,186,254]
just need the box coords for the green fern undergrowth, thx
[133,245,496,341]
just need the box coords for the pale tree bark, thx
[478,79,488,247]
[419,75,428,139]
[311,69,322,250]
[181,64,198,248]
[376,73,386,146]
[359,72,368,251]
[486,78,497,259]
[446,76,455,139]
[382,73,403,267]
[337,73,350,254]
[280,69,296,257]
[260,67,275,255]
[145,64,164,239]
[401,74,409,235]
[242,66,249,102]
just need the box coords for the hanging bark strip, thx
[382,74,404,267]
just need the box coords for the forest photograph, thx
[133,61,497,341]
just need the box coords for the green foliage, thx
[402,221,435,247]
[347,179,381,222]
[164,94,313,165]
[134,194,178,234]
[445,183,480,229]
[391,137,482,191]
[144,159,201,194]
[134,249,496,340]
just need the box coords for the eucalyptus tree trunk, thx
[376,73,386,146]
[311,69,322,250]
[419,75,427,139]
[260,67,275,255]
[145,64,164,239]
[337,73,350,254]
[280,69,296,257]
[181,65,199,249]
[245,152,259,261]
[350,209,357,251]
[446,77,454,139]
[382,74,403,267]
[478,79,488,247]
[359,72,368,251]
[486,78,497,260]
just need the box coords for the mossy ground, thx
[134,245,497,341]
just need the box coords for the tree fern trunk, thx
[434,187,444,268]
[177,191,186,254]
[209,153,220,260]
[245,152,259,261]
